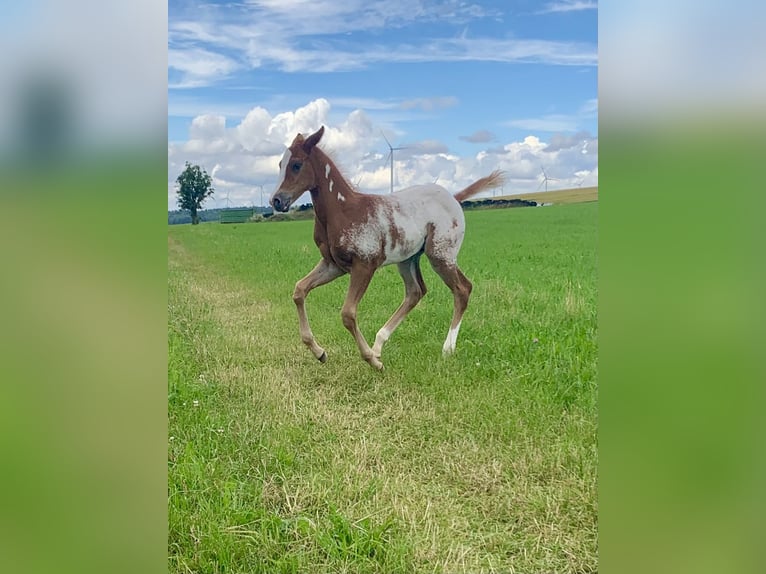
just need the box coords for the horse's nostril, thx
[273,197,281,210]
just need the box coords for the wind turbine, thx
[256,184,264,208]
[537,166,559,192]
[382,131,406,194]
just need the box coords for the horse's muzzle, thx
[271,195,290,212]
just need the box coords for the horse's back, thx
[395,182,452,200]
[391,183,464,228]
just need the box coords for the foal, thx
[270,126,505,370]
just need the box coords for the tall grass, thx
[168,203,597,573]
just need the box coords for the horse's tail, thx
[453,170,507,203]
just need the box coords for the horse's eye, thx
[291,163,301,173]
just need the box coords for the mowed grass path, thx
[168,202,597,573]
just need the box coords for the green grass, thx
[168,203,597,573]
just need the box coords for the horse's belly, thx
[382,228,426,265]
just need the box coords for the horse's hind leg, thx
[372,254,427,360]
[293,259,345,362]
[427,257,473,356]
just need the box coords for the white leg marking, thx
[373,327,391,357]
[325,163,331,179]
[442,320,462,356]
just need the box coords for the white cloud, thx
[460,130,495,143]
[168,93,274,121]
[580,98,598,115]
[328,97,401,111]
[539,1,598,14]
[203,34,596,74]
[269,36,593,72]
[169,99,598,210]
[168,48,241,88]
[426,37,596,67]
[168,94,463,122]
[168,1,596,80]
[543,130,593,152]
[401,139,451,155]
[189,114,226,140]
[505,98,597,133]
[506,116,581,133]
[237,0,496,35]
[399,96,459,112]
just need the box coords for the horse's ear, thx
[302,126,325,153]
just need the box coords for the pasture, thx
[168,202,597,573]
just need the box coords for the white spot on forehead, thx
[329,179,334,193]
[325,163,331,179]
[276,148,291,188]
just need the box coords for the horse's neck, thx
[310,151,356,226]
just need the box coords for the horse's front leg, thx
[341,264,382,370]
[293,259,345,362]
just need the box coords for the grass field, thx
[168,202,597,573]
[494,186,598,205]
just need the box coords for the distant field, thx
[168,203,597,573]
[494,186,598,205]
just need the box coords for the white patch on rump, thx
[325,163,331,179]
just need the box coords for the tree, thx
[176,162,214,225]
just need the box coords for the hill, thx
[494,186,598,205]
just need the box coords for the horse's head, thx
[270,126,325,212]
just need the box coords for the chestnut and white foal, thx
[270,126,505,370]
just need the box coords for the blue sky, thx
[168,0,598,209]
